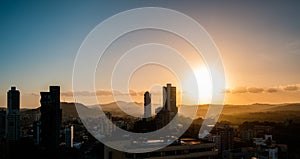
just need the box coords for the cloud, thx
[129,90,162,96]
[60,90,148,97]
[73,91,94,96]
[227,83,300,94]
[31,93,39,97]
[248,87,264,93]
[71,90,126,97]
[224,89,231,94]
[283,85,298,91]
[266,88,278,93]
[61,91,74,97]
[96,90,114,96]
[61,91,98,97]
[229,87,264,94]
[231,87,247,94]
[33,84,300,98]
[129,90,137,96]
[137,91,145,96]
[151,91,164,96]
[287,39,300,54]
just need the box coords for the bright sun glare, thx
[183,66,212,105]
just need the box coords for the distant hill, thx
[265,103,300,112]
[18,102,300,124]
[20,102,99,121]
[60,102,101,119]
[60,101,145,119]
[217,103,300,124]
[90,101,144,117]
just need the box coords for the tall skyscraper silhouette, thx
[33,121,41,145]
[163,83,177,113]
[6,86,20,142]
[156,84,178,129]
[0,110,6,138]
[40,86,62,150]
[144,91,151,119]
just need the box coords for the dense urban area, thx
[0,85,300,159]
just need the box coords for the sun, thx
[182,66,212,105]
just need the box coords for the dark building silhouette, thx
[0,110,6,138]
[33,120,41,145]
[144,91,151,119]
[216,124,234,153]
[163,83,177,113]
[40,86,62,150]
[156,83,178,129]
[64,125,74,148]
[6,86,20,142]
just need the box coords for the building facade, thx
[0,110,6,138]
[156,84,178,129]
[163,83,177,113]
[216,125,234,153]
[65,125,74,148]
[40,86,62,150]
[144,91,151,119]
[6,86,20,141]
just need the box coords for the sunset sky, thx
[1,0,300,108]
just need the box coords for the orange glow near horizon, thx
[181,65,213,105]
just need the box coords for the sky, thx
[1,0,300,108]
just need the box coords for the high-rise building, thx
[40,86,62,150]
[6,86,20,141]
[216,124,234,153]
[163,83,177,113]
[144,91,151,119]
[33,121,41,145]
[207,134,221,152]
[65,125,74,148]
[156,84,178,129]
[0,110,6,138]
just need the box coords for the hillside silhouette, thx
[18,102,300,124]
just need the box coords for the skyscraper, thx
[65,125,74,148]
[216,124,234,153]
[156,84,178,129]
[163,83,178,124]
[6,86,20,141]
[33,121,41,145]
[0,110,6,138]
[40,86,62,150]
[144,91,151,119]
[163,83,177,113]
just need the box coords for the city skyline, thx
[0,82,300,108]
[1,1,300,108]
[1,1,300,159]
